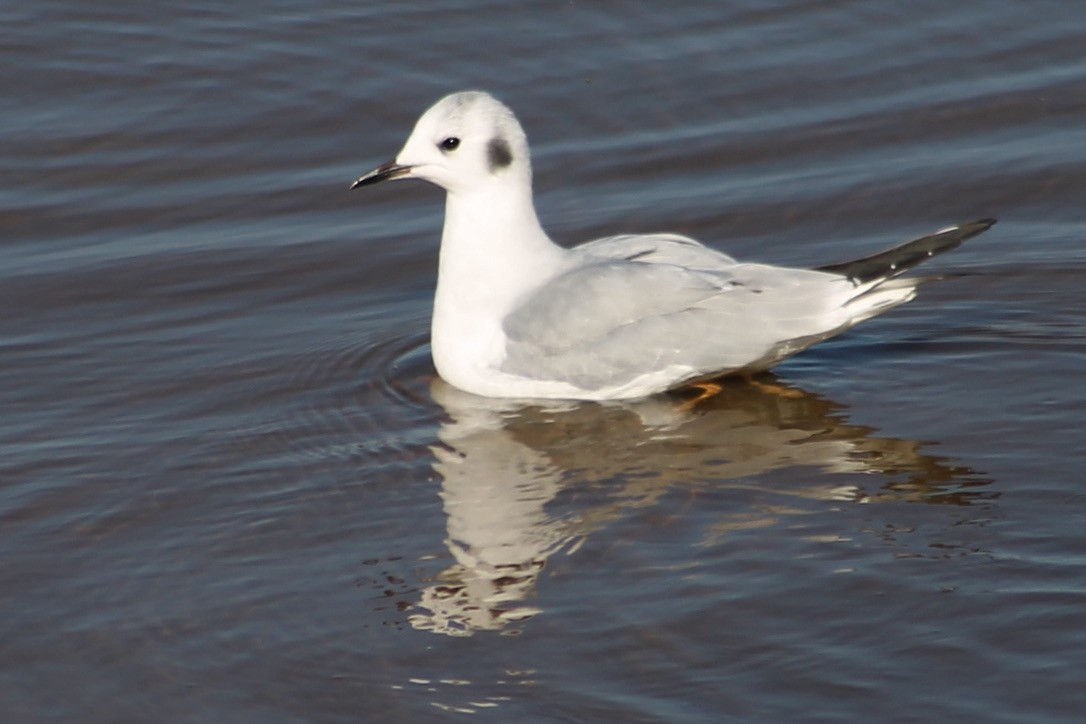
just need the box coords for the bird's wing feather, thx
[816,219,996,283]
[503,259,735,354]
[500,253,855,390]
[576,232,739,266]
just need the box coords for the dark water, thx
[2,1,1084,721]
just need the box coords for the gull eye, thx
[439,137,460,152]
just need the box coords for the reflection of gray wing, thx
[501,234,854,390]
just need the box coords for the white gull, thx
[352,90,995,400]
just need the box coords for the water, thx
[2,1,1084,721]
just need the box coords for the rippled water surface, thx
[2,1,1084,721]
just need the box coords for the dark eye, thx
[439,137,460,152]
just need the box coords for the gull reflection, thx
[409,376,986,636]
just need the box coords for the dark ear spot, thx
[487,137,513,172]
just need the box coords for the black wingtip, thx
[959,218,997,235]
[816,218,998,283]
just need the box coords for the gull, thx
[351,90,995,401]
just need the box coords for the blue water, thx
[2,1,1084,721]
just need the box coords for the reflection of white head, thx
[408,558,543,638]
[408,384,577,637]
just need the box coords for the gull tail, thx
[816,218,996,284]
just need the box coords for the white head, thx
[352,91,532,196]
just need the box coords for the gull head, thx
[351,91,531,195]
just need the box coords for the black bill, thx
[350,161,412,189]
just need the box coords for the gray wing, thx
[501,249,851,391]
[503,259,737,354]
[576,232,739,267]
